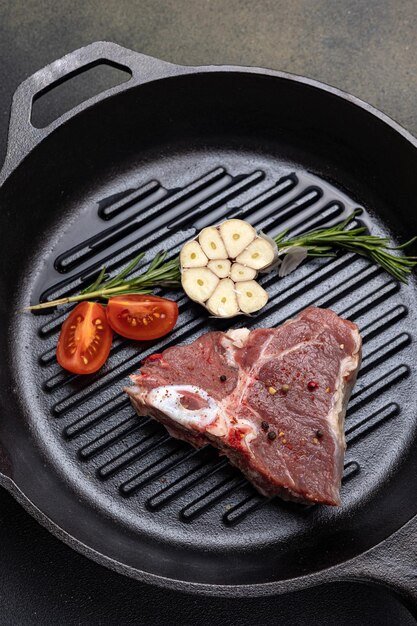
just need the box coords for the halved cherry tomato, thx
[106,294,178,341]
[56,302,113,374]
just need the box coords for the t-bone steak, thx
[126,307,361,505]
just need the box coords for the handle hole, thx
[31,60,132,128]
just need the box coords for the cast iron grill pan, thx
[0,43,416,603]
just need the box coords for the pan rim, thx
[1,48,417,185]
[1,46,417,595]
[2,471,416,597]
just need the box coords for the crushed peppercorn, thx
[316,429,323,438]
[312,437,319,444]
[267,431,277,440]
[219,375,227,382]
[268,386,277,395]
[281,383,290,393]
[261,421,269,431]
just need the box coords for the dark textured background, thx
[0,1,416,624]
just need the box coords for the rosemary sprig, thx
[26,210,416,311]
[27,251,181,311]
[274,210,417,283]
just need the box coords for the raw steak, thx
[126,307,361,505]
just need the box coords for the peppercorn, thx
[219,375,227,382]
[316,429,323,438]
[261,421,269,431]
[267,431,277,440]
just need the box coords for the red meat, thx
[126,307,361,505]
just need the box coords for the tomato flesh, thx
[56,302,113,374]
[106,295,178,340]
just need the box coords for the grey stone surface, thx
[0,0,416,144]
[0,2,416,624]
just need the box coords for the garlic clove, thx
[236,237,277,270]
[206,278,239,317]
[180,241,208,268]
[230,263,257,282]
[235,280,269,314]
[198,227,228,260]
[207,259,231,278]
[181,268,219,303]
[219,219,257,258]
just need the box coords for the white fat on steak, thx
[220,328,250,367]
[144,385,228,434]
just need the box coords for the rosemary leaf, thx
[274,211,417,283]
[101,252,145,289]
[81,265,107,295]
[25,210,416,312]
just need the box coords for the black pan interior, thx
[0,71,417,585]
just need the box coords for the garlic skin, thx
[278,246,308,277]
[180,219,277,318]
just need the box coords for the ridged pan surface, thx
[0,56,417,591]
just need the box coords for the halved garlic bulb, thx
[180,219,277,317]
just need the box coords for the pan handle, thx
[335,514,417,613]
[0,41,182,183]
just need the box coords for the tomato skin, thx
[106,295,178,341]
[56,302,113,374]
